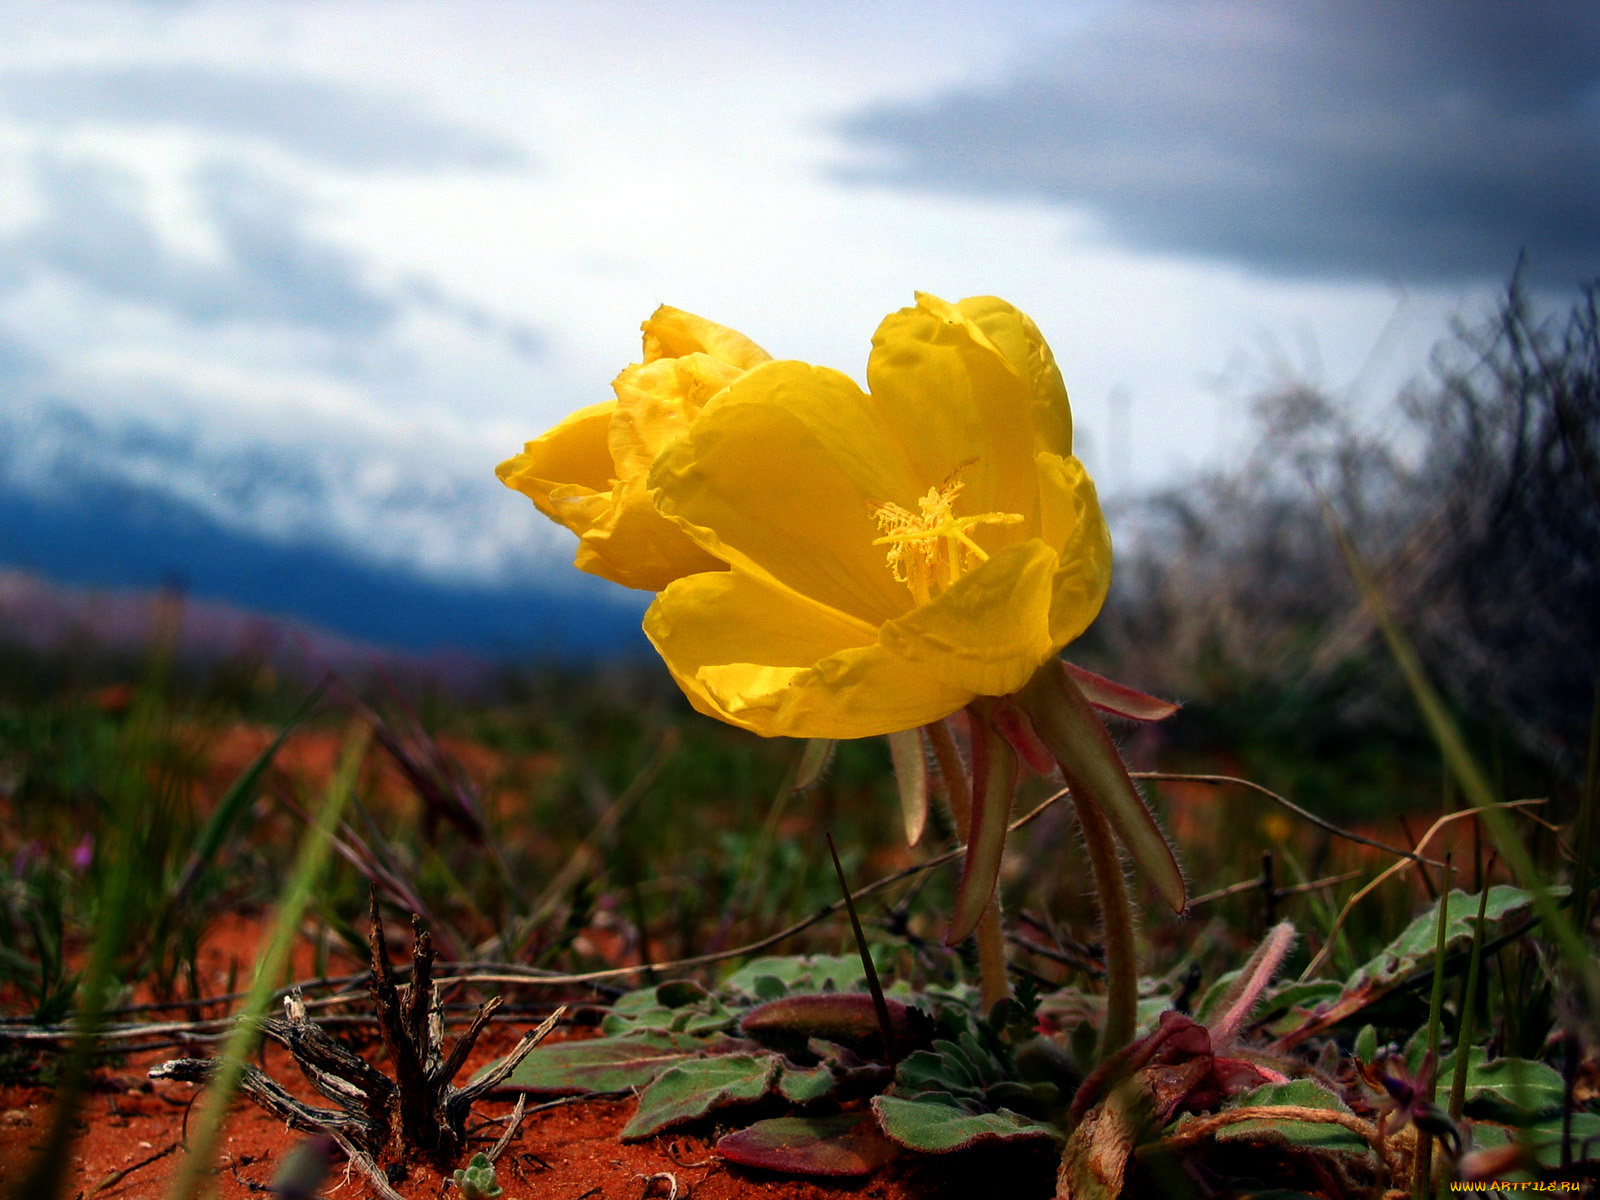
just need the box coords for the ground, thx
[0,913,1058,1199]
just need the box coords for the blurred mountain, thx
[0,472,648,664]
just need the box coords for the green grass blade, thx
[1331,520,1600,1018]
[1449,874,1495,1121]
[171,686,321,902]
[164,722,369,1200]
[1415,855,1451,1200]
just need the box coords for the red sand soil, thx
[0,912,1054,1200]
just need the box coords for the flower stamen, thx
[872,466,1023,605]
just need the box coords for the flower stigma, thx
[872,463,1023,605]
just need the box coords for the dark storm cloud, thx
[837,1,1600,285]
[2,64,525,171]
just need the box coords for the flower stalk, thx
[925,716,1010,1011]
[1014,658,1187,1057]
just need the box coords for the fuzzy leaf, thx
[500,1032,702,1095]
[776,1062,838,1104]
[872,1093,1059,1153]
[1208,1080,1368,1155]
[1275,886,1560,1050]
[721,955,866,1000]
[717,1114,898,1177]
[622,1054,779,1140]
[655,979,712,1008]
[1352,1025,1378,1064]
[1196,975,1340,1029]
[1470,1112,1600,1169]
[602,989,736,1039]
[897,1048,978,1098]
[739,993,928,1058]
[1346,887,1552,991]
[1434,1051,1565,1122]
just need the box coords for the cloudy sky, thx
[1,0,1593,596]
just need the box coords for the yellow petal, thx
[867,295,1040,539]
[650,360,921,627]
[609,352,747,477]
[1036,452,1113,645]
[642,305,771,371]
[952,295,1073,459]
[495,400,616,532]
[574,474,724,592]
[877,539,1059,697]
[496,398,722,591]
[645,569,969,739]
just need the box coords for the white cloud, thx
[0,0,1513,596]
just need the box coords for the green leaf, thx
[721,954,866,1000]
[172,692,316,901]
[1352,1025,1378,1064]
[499,1032,702,1095]
[1470,1112,1600,1169]
[1208,1080,1369,1155]
[717,1114,898,1177]
[602,989,736,1038]
[655,979,712,1008]
[748,974,788,1002]
[872,1093,1060,1153]
[622,1054,779,1140]
[1275,887,1562,1049]
[776,1062,838,1104]
[896,1049,973,1098]
[1345,887,1553,992]
[1433,1051,1565,1122]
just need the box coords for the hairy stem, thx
[1073,795,1137,1058]
[926,717,1010,1010]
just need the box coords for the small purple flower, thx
[1363,1052,1463,1158]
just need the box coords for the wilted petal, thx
[887,728,929,845]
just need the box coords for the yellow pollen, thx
[871,468,1023,605]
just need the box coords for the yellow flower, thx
[642,292,1112,739]
[496,306,771,591]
